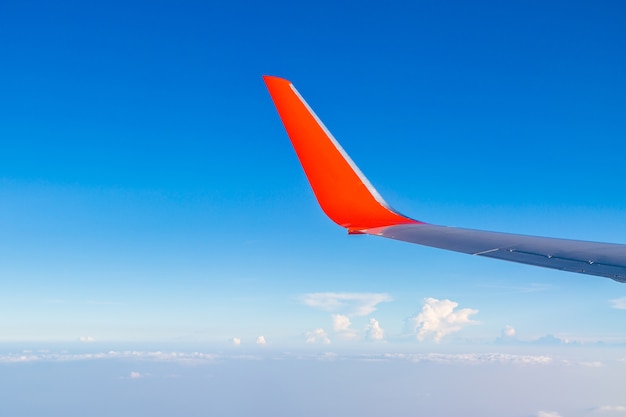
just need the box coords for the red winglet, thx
[263,76,420,231]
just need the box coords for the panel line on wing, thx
[473,248,500,255]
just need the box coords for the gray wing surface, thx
[365,224,626,283]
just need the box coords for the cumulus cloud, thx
[129,371,143,379]
[536,412,562,417]
[495,325,518,344]
[332,314,351,332]
[305,328,331,344]
[301,292,392,316]
[256,336,267,345]
[610,297,626,310]
[332,314,359,340]
[503,325,516,337]
[410,297,478,342]
[79,336,95,342]
[365,318,384,341]
[595,405,626,412]
[232,337,241,346]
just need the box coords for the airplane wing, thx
[263,75,626,283]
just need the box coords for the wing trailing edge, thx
[263,76,626,283]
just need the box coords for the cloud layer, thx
[595,405,626,412]
[0,350,558,365]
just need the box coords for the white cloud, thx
[579,361,603,368]
[532,334,579,346]
[537,412,562,417]
[0,350,220,364]
[410,297,478,342]
[595,405,626,413]
[494,325,518,345]
[79,336,95,342]
[305,328,331,344]
[332,314,351,332]
[332,314,359,340]
[610,297,626,310]
[385,352,553,365]
[256,336,267,345]
[129,371,143,379]
[232,337,241,346]
[301,292,392,316]
[365,318,384,341]
[318,352,338,361]
[0,349,559,366]
[503,325,516,337]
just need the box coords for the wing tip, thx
[264,75,420,230]
[263,75,291,88]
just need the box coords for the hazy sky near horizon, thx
[1,0,625,415]
[1,347,625,417]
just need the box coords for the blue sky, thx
[1,0,626,415]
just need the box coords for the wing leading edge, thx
[263,75,626,283]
